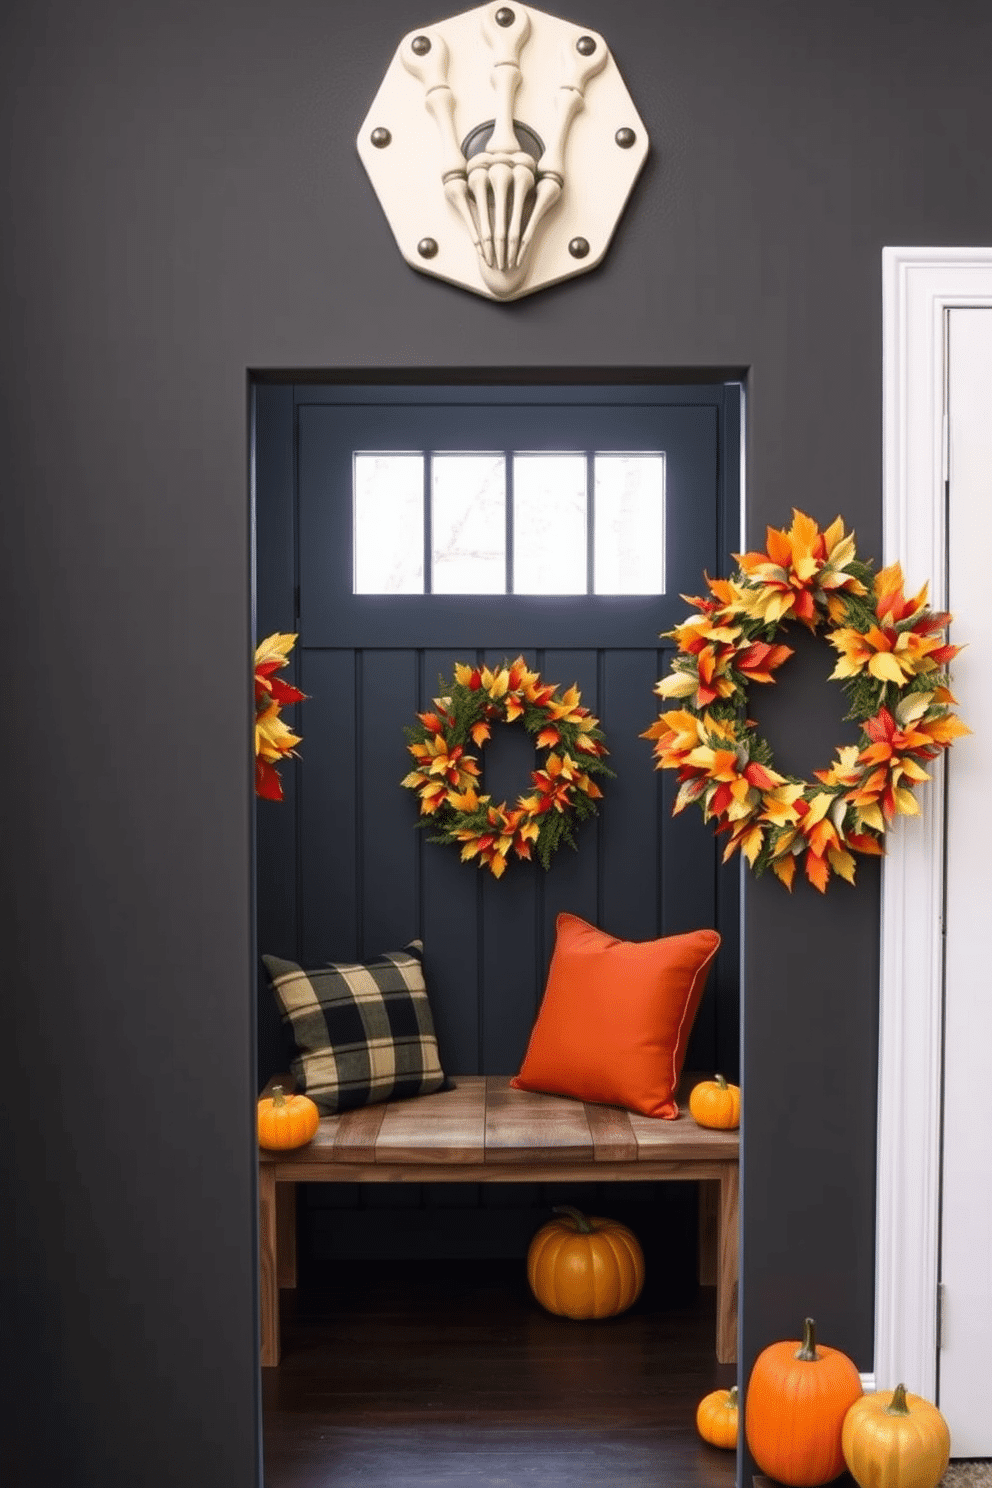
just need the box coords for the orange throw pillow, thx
[510,913,721,1119]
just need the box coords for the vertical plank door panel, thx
[480,648,541,1072]
[296,648,358,966]
[419,648,484,1073]
[359,648,421,959]
[599,648,666,941]
[539,648,602,976]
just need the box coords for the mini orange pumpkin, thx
[697,1384,738,1449]
[257,1084,320,1150]
[526,1205,645,1320]
[745,1316,862,1486]
[842,1384,950,1488]
[689,1074,741,1129]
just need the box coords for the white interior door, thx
[941,305,992,1456]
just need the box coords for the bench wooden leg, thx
[276,1182,297,1290]
[259,1164,280,1367]
[715,1162,739,1365]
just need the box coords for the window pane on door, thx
[354,453,424,594]
[432,454,506,594]
[593,453,666,594]
[512,454,587,594]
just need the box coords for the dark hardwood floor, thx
[262,1259,738,1488]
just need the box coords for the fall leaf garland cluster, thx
[254,632,306,801]
[400,658,611,877]
[641,510,969,892]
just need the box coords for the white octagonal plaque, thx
[357,2,649,301]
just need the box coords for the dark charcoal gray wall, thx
[2,1,990,1483]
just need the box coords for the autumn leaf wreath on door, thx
[401,657,611,877]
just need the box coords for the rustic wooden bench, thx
[258,1072,739,1368]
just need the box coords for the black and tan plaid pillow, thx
[261,940,446,1115]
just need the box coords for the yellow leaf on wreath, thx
[829,654,863,681]
[926,714,971,745]
[826,527,855,567]
[892,786,921,816]
[739,825,764,867]
[898,758,931,784]
[254,632,298,667]
[655,671,698,699]
[827,848,857,884]
[804,792,835,827]
[895,691,933,726]
[868,651,909,685]
[856,802,886,834]
[447,787,480,812]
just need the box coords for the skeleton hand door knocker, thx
[357,3,649,301]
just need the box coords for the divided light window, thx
[353,450,666,597]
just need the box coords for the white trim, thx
[878,247,992,1399]
[860,1373,876,1394]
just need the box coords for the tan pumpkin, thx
[257,1084,320,1150]
[526,1205,645,1320]
[842,1384,950,1488]
[745,1317,863,1486]
[696,1384,738,1449]
[689,1074,741,1129]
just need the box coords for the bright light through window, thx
[432,454,506,594]
[351,449,666,595]
[353,454,424,594]
[512,454,587,594]
[593,453,666,595]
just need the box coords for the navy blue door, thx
[255,382,741,1085]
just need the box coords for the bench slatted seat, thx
[258,1073,739,1368]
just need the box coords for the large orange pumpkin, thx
[257,1084,320,1150]
[745,1317,863,1486]
[526,1205,645,1320]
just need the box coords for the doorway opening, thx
[252,373,744,1486]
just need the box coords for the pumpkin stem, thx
[727,1385,738,1407]
[272,1084,287,1108]
[715,1074,728,1089]
[886,1383,911,1416]
[552,1204,593,1234]
[795,1317,820,1362]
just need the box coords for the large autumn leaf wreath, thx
[401,657,611,877]
[642,510,969,892]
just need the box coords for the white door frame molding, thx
[877,246,992,1400]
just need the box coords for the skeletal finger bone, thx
[481,2,530,155]
[401,29,483,258]
[517,28,609,262]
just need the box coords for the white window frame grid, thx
[351,447,666,597]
